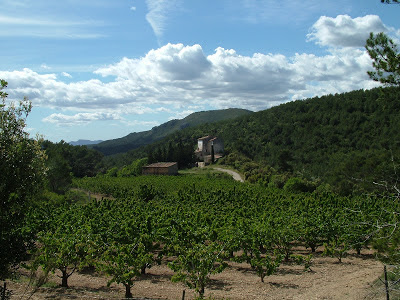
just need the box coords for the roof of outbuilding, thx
[143,162,177,168]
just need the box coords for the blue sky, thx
[1,0,399,142]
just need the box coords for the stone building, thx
[142,162,178,175]
[195,135,224,164]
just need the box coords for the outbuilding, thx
[142,162,178,175]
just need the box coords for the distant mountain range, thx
[69,139,104,146]
[92,108,253,156]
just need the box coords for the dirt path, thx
[213,167,244,182]
[9,250,385,300]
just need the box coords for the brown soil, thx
[8,249,388,300]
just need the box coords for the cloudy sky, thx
[1,0,399,142]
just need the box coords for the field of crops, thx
[24,174,397,299]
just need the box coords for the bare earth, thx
[212,167,244,182]
[9,249,387,300]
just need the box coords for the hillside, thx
[92,108,252,156]
[143,86,400,194]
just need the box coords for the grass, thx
[179,166,235,180]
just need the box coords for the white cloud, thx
[41,64,51,70]
[169,110,195,120]
[145,0,180,41]
[0,14,105,39]
[43,112,121,126]
[0,15,96,26]
[1,14,390,127]
[123,119,159,128]
[308,15,388,48]
[95,43,211,81]
[62,72,72,78]
[130,6,136,11]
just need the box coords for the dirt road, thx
[213,167,244,182]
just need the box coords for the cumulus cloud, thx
[95,43,211,81]
[1,14,390,127]
[308,15,387,48]
[43,112,121,126]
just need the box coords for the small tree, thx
[98,241,153,298]
[29,228,91,288]
[250,252,283,283]
[169,242,227,299]
[211,143,215,164]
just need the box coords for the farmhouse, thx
[142,162,178,175]
[195,135,224,164]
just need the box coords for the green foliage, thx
[105,166,119,177]
[0,80,47,280]
[143,86,400,195]
[283,177,316,193]
[42,140,104,180]
[117,158,148,177]
[366,32,400,86]
[98,241,153,298]
[148,138,195,169]
[27,202,95,288]
[249,250,283,283]
[291,254,313,272]
[24,174,400,297]
[323,239,349,263]
[30,230,89,287]
[268,174,290,189]
[169,242,227,298]
[45,150,73,193]
[381,0,399,4]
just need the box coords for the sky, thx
[1,0,399,142]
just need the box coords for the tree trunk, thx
[285,251,290,262]
[199,284,205,299]
[141,265,146,275]
[61,270,68,288]
[124,283,132,298]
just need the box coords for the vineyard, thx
[14,174,399,299]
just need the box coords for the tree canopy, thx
[0,80,47,279]
[365,32,400,86]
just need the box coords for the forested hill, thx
[92,108,252,156]
[146,86,400,194]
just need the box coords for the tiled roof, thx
[143,162,177,168]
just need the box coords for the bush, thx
[283,177,316,193]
